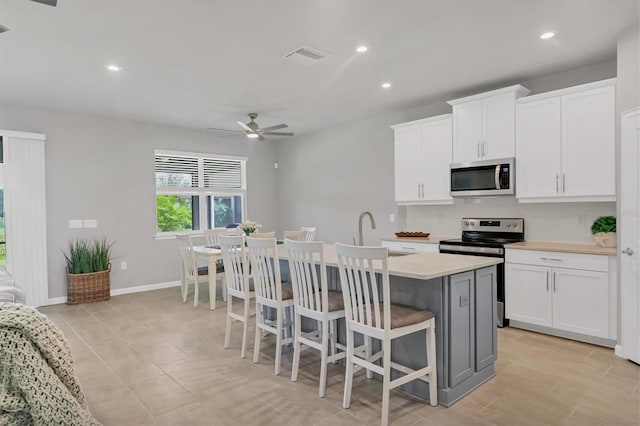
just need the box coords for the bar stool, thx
[335,243,437,426]
[218,235,255,358]
[246,236,294,375]
[284,230,307,241]
[286,240,346,397]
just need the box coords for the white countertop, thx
[380,236,455,245]
[505,241,616,256]
[277,244,502,281]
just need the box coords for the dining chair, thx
[218,234,255,358]
[283,230,307,241]
[251,231,276,238]
[335,243,437,426]
[176,235,223,308]
[286,240,346,397]
[246,236,294,375]
[204,229,233,302]
[301,226,316,241]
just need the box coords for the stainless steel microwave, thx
[450,158,515,197]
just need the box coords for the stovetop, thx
[440,217,525,248]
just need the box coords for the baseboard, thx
[615,344,626,359]
[44,280,181,306]
[110,280,181,296]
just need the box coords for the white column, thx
[3,132,48,307]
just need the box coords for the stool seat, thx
[378,304,434,329]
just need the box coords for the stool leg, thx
[427,319,438,406]
[291,312,302,382]
[329,319,337,362]
[253,305,263,364]
[343,327,354,409]
[275,308,283,376]
[365,336,373,379]
[381,337,392,426]
[319,319,329,397]
[241,297,250,359]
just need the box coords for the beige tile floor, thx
[38,287,639,426]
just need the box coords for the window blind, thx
[203,158,244,189]
[155,152,245,190]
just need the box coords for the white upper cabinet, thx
[516,79,616,203]
[391,114,453,205]
[448,85,530,163]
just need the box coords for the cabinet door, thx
[453,100,482,163]
[448,272,475,387]
[475,266,497,371]
[552,268,609,338]
[483,93,516,160]
[505,263,552,327]
[420,118,453,202]
[515,98,562,199]
[394,125,422,202]
[561,86,616,197]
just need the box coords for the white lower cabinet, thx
[505,249,615,342]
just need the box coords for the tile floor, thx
[38,287,639,426]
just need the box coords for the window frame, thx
[154,149,247,237]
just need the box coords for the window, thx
[155,150,246,234]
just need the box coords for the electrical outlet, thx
[68,219,83,229]
[389,213,395,223]
[120,261,127,270]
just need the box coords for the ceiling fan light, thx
[246,133,259,139]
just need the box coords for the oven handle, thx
[439,244,504,256]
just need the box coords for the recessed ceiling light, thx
[356,45,368,53]
[246,133,259,139]
[540,32,555,40]
[381,82,392,89]
[105,64,123,72]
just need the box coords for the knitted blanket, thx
[0,303,101,425]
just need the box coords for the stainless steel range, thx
[439,218,525,327]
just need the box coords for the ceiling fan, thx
[1,0,57,34]
[207,113,294,141]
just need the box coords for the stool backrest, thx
[246,236,282,301]
[176,235,198,279]
[205,228,235,246]
[335,244,390,330]
[251,231,276,239]
[218,235,251,293]
[286,240,327,314]
[301,226,316,241]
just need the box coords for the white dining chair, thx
[251,231,276,238]
[218,234,255,358]
[301,226,316,241]
[246,236,294,375]
[204,229,231,302]
[335,243,437,426]
[283,230,307,241]
[176,235,222,308]
[286,240,346,397]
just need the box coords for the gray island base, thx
[277,246,502,407]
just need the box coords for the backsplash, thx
[404,198,616,244]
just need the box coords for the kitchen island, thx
[276,244,502,407]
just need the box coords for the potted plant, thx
[238,221,262,236]
[591,216,616,248]
[64,237,114,304]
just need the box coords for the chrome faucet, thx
[358,211,376,246]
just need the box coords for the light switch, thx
[389,214,395,223]
[68,219,83,229]
[84,219,97,228]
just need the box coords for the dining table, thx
[192,245,223,310]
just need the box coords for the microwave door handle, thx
[495,165,501,189]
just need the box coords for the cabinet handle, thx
[417,183,420,198]
[556,174,559,194]
[478,142,481,158]
[483,142,487,158]
[563,173,566,193]
[421,183,424,198]
[546,271,549,291]
[540,257,563,262]
[401,247,416,250]
[553,272,557,292]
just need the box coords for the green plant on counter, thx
[591,216,616,234]
[64,237,114,274]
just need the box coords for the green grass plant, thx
[64,237,114,274]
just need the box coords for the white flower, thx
[238,221,262,234]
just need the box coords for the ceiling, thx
[0,0,637,137]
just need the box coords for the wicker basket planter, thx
[66,267,111,304]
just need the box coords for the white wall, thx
[0,105,278,299]
[276,60,617,244]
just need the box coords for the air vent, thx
[283,46,330,65]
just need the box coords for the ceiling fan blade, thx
[0,25,9,34]
[236,121,253,132]
[31,0,57,6]
[206,127,242,133]
[262,132,294,136]
[258,134,265,141]
[260,124,288,132]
